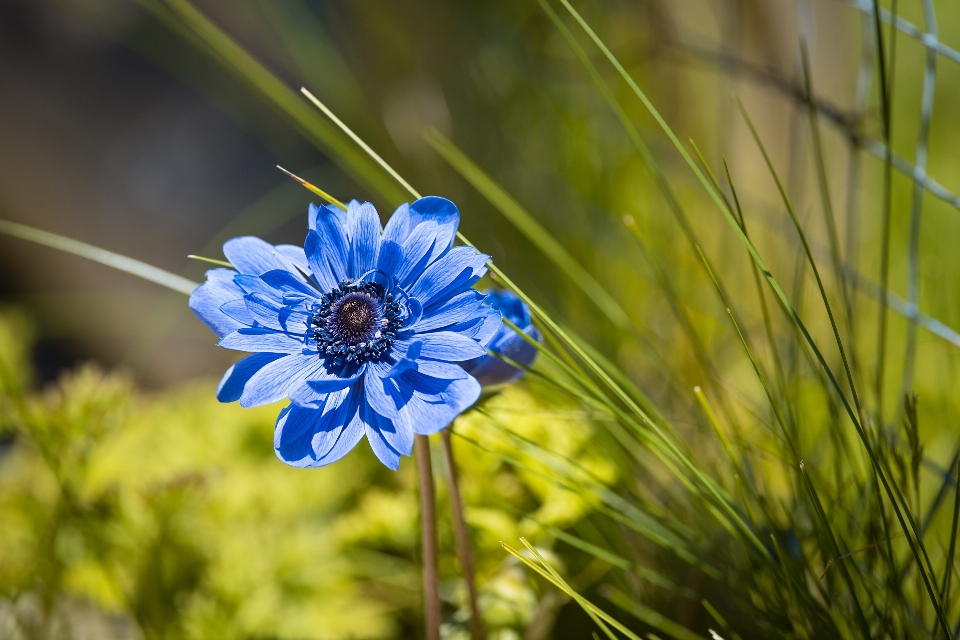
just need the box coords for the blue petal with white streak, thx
[189,197,500,470]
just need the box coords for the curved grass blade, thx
[0,218,198,295]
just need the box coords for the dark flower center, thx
[311,280,403,364]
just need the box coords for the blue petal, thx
[394,221,440,287]
[363,409,406,471]
[216,353,286,403]
[305,220,348,292]
[275,244,309,273]
[383,197,459,251]
[394,371,481,436]
[220,299,256,326]
[287,364,366,408]
[243,294,309,335]
[408,247,489,307]
[274,388,360,467]
[313,394,366,465]
[238,353,328,408]
[309,202,347,233]
[218,328,306,354]
[234,273,281,299]
[486,289,530,326]
[189,269,246,338]
[364,361,400,419]
[306,367,366,394]
[449,306,502,347]
[412,331,486,362]
[376,240,404,278]
[346,201,382,278]
[383,340,422,379]
[414,290,486,332]
[260,270,320,299]
[224,237,295,275]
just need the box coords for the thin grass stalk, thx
[424,131,631,330]
[415,435,441,640]
[0,219,198,295]
[537,0,744,432]
[899,0,938,402]
[721,158,793,431]
[555,1,950,631]
[799,462,871,637]
[941,458,960,620]
[737,99,863,420]
[872,0,898,429]
[440,429,483,640]
[694,246,797,461]
[799,43,857,366]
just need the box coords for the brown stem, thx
[441,428,484,640]
[415,434,441,640]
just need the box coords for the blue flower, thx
[189,197,502,470]
[462,289,540,387]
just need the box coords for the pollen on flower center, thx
[329,293,380,343]
[311,280,403,365]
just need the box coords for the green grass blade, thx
[603,586,707,640]
[800,462,871,637]
[424,130,631,330]
[0,218,198,295]
[736,99,862,422]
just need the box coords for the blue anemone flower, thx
[189,197,502,470]
[462,289,540,387]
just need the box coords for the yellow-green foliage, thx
[0,309,604,639]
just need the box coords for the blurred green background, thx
[2,0,960,638]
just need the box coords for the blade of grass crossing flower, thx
[276,165,347,210]
[0,218,199,295]
[424,130,632,330]
[187,255,233,268]
[300,87,421,201]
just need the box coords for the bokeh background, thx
[2,0,960,638]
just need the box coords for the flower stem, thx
[415,434,441,640]
[441,428,484,640]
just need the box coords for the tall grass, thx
[3,0,960,638]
